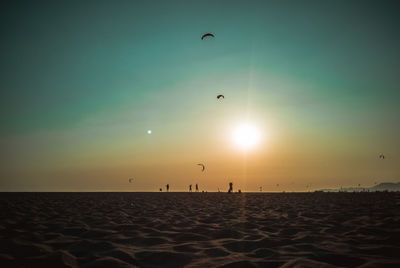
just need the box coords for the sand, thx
[0,192,399,267]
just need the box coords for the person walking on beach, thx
[189,184,192,192]
[196,183,199,192]
[166,184,169,192]
[228,182,233,193]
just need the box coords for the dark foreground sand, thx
[1,192,399,268]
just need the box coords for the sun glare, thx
[232,123,261,150]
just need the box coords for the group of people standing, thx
[189,182,234,193]
[159,182,234,193]
[159,184,170,192]
[189,184,200,192]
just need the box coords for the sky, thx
[1,0,399,192]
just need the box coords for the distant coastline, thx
[317,182,400,192]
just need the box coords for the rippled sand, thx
[1,192,399,267]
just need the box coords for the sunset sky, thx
[1,0,399,191]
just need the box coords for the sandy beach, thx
[0,192,399,267]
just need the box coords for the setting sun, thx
[232,123,261,150]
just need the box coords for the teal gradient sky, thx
[1,0,399,191]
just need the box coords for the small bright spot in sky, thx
[147,130,152,134]
[232,123,261,150]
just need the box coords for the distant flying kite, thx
[217,94,224,99]
[197,163,205,172]
[379,154,385,159]
[201,33,215,40]
[129,178,134,183]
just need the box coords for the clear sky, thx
[1,0,399,191]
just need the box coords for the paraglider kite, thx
[197,163,205,172]
[201,33,215,40]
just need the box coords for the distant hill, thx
[318,182,400,192]
[370,182,400,191]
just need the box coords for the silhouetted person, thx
[196,184,199,192]
[166,184,169,192]
[260,186,262,192]
[189,184,192,192]
[228,182,233,193]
